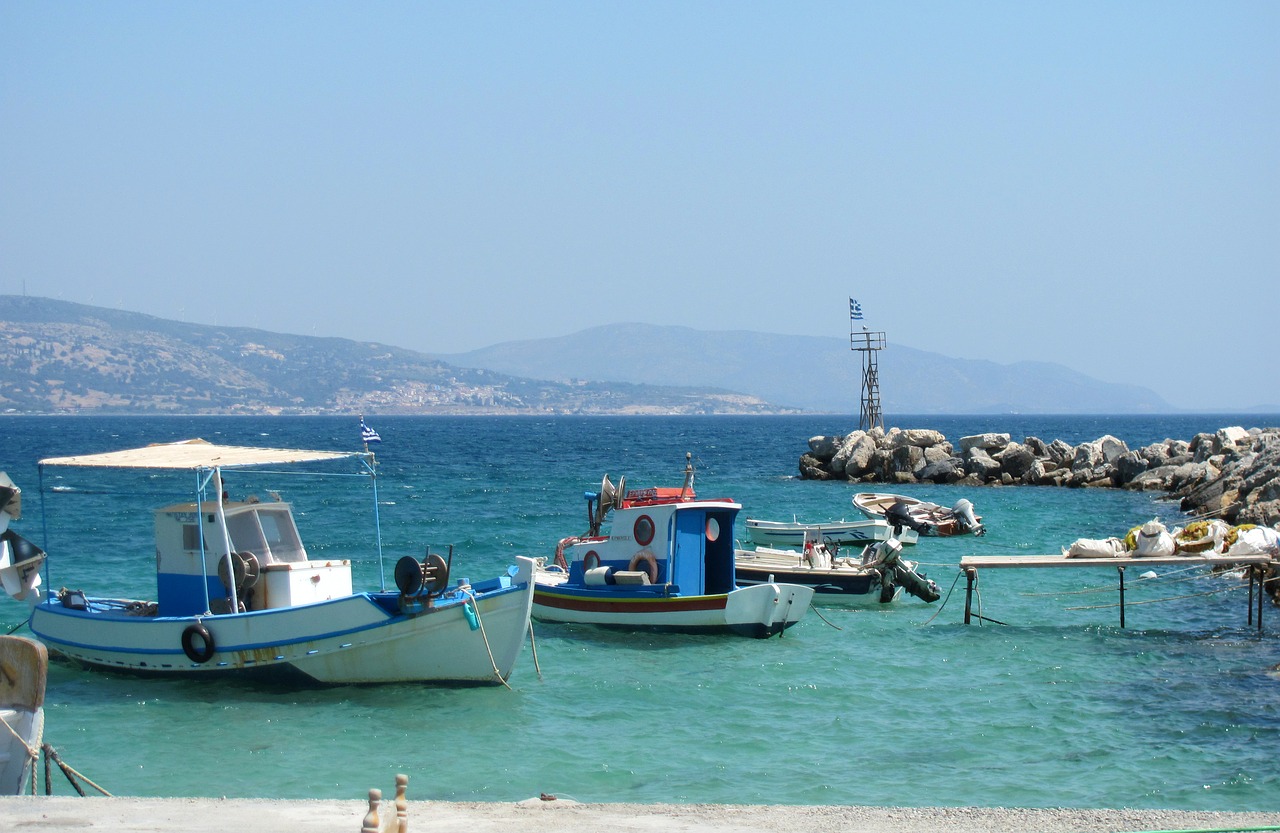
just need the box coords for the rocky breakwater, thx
[800,425,1280,527]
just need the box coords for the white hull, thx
[0,635,46,795]
[744,518,917,547]
[31,557,536,685]
[532,579,813,638]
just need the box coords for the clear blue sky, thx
[2,2,1276,410]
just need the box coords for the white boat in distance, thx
[853,492,985,537]
[6,439,535,686]
[744,517,918,548]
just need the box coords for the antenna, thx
[849,298,885,431]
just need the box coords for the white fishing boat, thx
[735,536,940,605]
[4,439,535,686]
[0,635,46,796]
[533,456,814,637]
[743,516,918,548]
[853,492,985,537]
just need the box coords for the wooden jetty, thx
[957,553,1274,630]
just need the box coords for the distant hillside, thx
[436,323,1174,414]
[0,296,784,415]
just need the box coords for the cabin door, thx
[672,509,706,594]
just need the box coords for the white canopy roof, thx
[39,439,369,470]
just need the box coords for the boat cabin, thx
[562,491,741,596]
[155,496,351,616]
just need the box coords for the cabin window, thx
[634,515,655,547]
[705,517,720,542]
[182,524,201,551]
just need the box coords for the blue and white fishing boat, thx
[533,456,813,637]
[3,439,535,686]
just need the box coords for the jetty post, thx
[848,298,886,432]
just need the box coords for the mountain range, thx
[0,294,1171,415]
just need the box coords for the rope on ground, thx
[41,744,112,796]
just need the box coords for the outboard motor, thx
[886,500,931,535]
[952,498,984,536]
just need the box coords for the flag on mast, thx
[360,416,382,445]
[850,298,864,321]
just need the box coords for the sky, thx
[2,2,1277,411]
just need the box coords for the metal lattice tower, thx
[850,328,886,432]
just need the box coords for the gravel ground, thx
[4,797,1280,833]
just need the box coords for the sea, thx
[2,413,1279,811]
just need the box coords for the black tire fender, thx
[181,623,216,663]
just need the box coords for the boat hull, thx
[744,518,917,548]
[531,581,813,638]
[733,555,901,605]
[30,558,536,685]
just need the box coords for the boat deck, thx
[956,552,1275,629]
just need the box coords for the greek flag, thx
[850,298,864,321]
[360,417,381,445]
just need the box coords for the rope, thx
[920,571,964,625]
[0,711,39,791]
[1065,582,1250,611]
[808,605,843,630]
[460,586,513,691]
[6,616,32,635]
[41,743,112,796]
[1021,563,1228,598]
[527,620,543,679]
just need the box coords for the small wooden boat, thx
[744,516,917,548]
[6,439,535,686]
[735,537,940,605]
[533,456,814,637]
[0,635,46,795]
[853,492,985,537]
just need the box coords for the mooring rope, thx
[808,605,843,630]
[920,571,964,625]
[40,743,111,796]
[1020,562,1226,598]
[1064,582,1249,611]
[527,619,543,679]
[460,586,513,691]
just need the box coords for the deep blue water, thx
[2,413,1279,809]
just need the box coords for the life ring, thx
[582,550,601,571]
[181,623,216,664]
[628,550,658,584]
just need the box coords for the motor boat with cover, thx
[4,439,535,685]
[533,455,814,637]
[853,492,985,537]
[743,516,918,548]
[735,535,940,605]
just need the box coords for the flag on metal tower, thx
[849,298,864,321]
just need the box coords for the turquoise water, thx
[2,414,1279,809]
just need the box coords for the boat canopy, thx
[39,439,369,471]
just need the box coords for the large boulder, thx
[959,433,1011,455]
[807,435,841,460]
[965,447,1003,481]
[996,442,1037,480]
